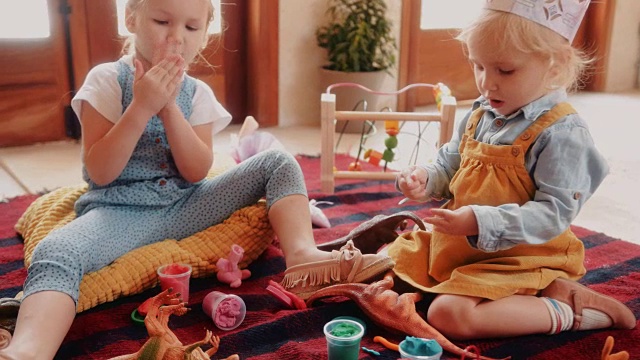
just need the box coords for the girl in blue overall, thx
[0,1,392,358]
[390,2,636,341]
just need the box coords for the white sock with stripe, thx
[541,297,614,333]
[541,297,574,334]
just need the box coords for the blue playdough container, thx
[398,336,443,360]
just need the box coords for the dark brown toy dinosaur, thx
[109,288,238,360]
[316,211,426,254]
[307,273,510,360]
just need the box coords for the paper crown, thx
[484,0,590,42]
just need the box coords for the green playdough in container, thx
[330,322,361,337]
[400,336,443,356]
[324,319,364,360]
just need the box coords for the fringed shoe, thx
[540,277,636,330]
[280,240,395,300]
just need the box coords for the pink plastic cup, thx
[157,263,192,303]
[202,291,246,330]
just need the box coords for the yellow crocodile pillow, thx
[15,183,274,313]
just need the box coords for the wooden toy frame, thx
[320,88,457,194]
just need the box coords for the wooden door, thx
[399,0,615,111]
[0,0,73,147]
[398,0,478,111]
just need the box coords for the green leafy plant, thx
[316,0,397,73]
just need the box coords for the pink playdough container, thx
[202,291,246,330]
[157,263,192,303]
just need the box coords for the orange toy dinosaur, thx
[601,336,630,360]
[109,289,238,360]
[307,272,510,360]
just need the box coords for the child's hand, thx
[158,77,183,121]
[132,56,184,116]
[397,166,428,201]
[424,206,478,236]
[152,42,185,118]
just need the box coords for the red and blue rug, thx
[1,154,638,359]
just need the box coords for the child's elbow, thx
[181,168,209,183]
[86,169,117,186]
[90,177,114,187]
[183,174,207,183]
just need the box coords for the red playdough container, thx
[202,291,246,330]
[157,263,192,303]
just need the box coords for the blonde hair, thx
[456,10,592,92]
[121,0,215,61]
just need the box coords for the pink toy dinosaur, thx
[216,244,251,288]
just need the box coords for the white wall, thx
[605,0,640,92]
[278,0,402,127]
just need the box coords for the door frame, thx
[246,0,278,127]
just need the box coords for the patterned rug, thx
[0,154,638,359]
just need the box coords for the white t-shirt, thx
[71,55,232,134]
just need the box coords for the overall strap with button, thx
[460,103,577,155]
[512,103,576,151]
[457,108,484,155]
[463,107,485,138]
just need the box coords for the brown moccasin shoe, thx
[540,277,636,330]
[280,240,395,300]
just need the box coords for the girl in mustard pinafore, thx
[387,3,636,341]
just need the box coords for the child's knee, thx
[32,233,81,265]
[427,297,479,340]
[30,232,85,292]
[258,148,287,160]
[266,148,295,166]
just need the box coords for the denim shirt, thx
[423,90,609,251]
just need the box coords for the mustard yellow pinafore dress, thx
[387,103,586,300]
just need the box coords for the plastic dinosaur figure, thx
[307,272,510,360]
[109,289,239,360]
[601,336,630,360]
[316,211,426,254]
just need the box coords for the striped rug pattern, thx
[0,154,637,359]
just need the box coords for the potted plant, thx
[316,0,398,132]
[316,0,396,74]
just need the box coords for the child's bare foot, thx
[285,247,333,268]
